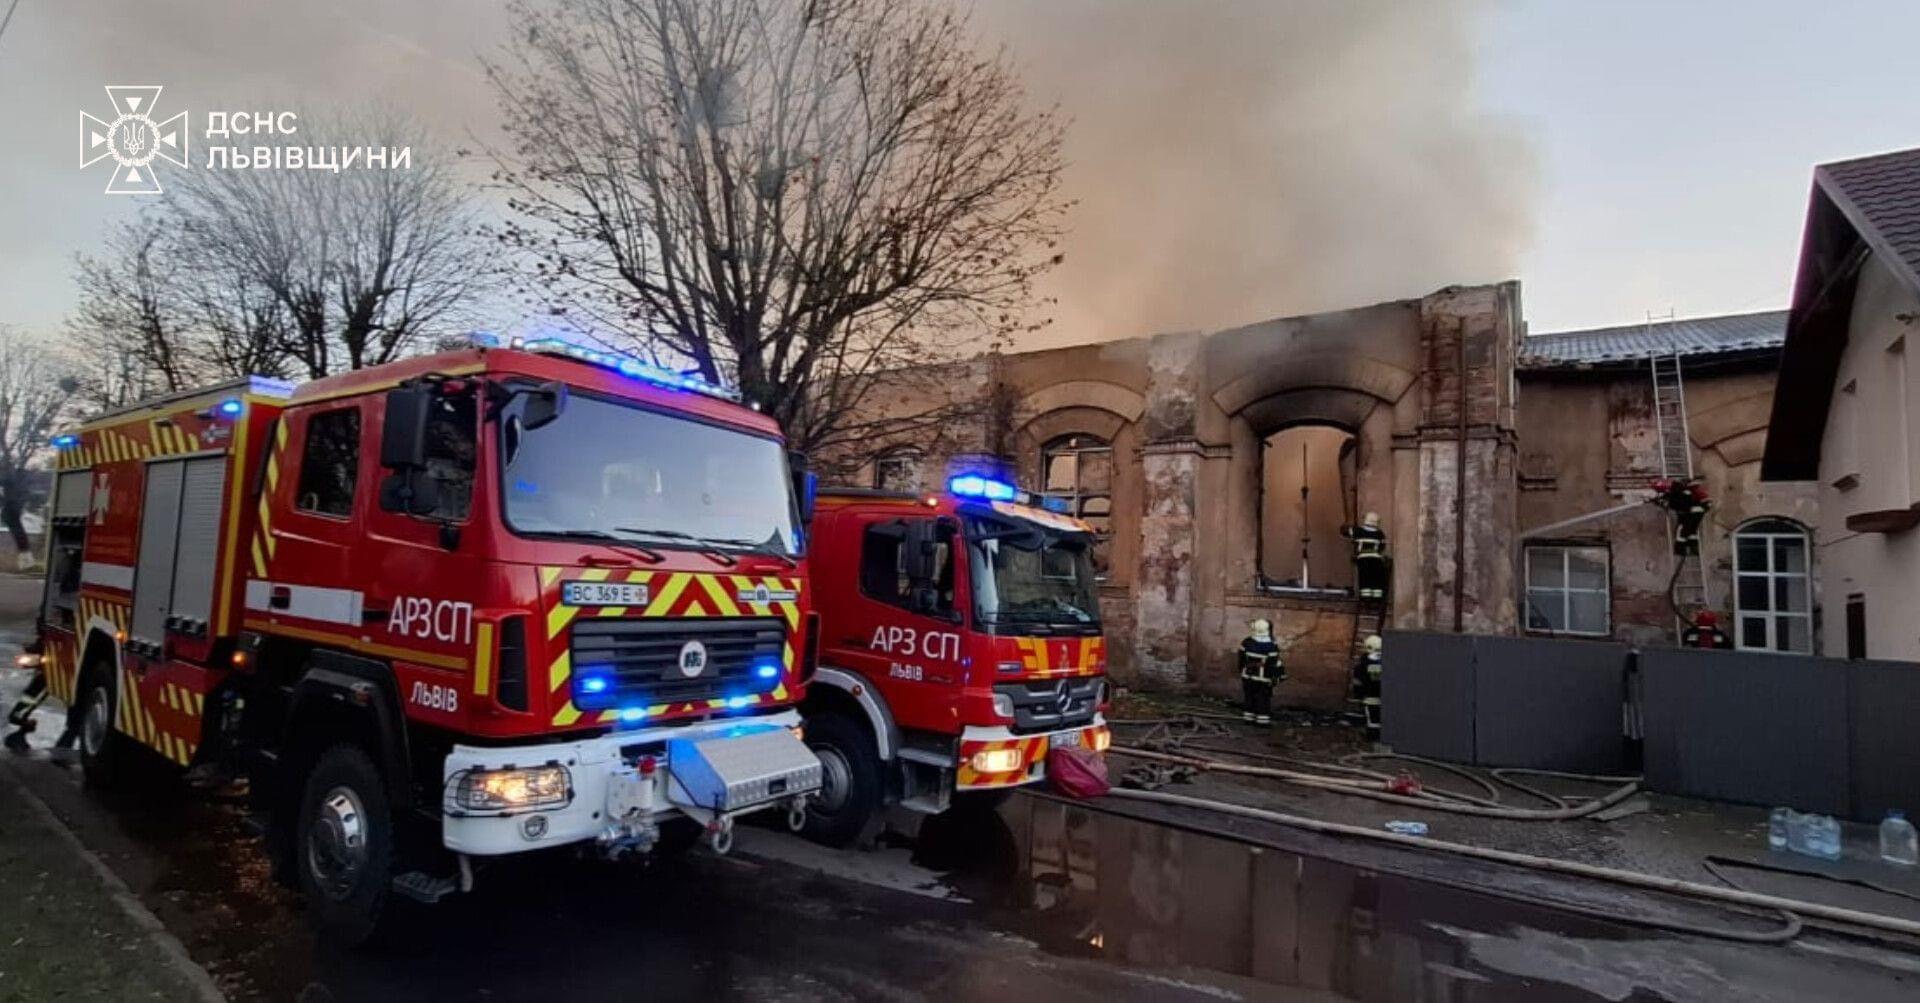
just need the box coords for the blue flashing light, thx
[579,674,611,695]
[216,398,244,418]
[948,474,1017,502]
[50,434,79,450]
[1039,495,1072,515]
[618,706,649,723]
[726,695,753,710]
[516,337,742,403]
[754,663,780,681]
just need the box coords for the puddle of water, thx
[923,795,1920,1003]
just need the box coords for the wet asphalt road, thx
[3,574,1919,1001]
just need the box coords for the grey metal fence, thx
[1381,631,1920,821]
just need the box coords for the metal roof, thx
[1520,310,1787,368]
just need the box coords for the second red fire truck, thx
[797,476,1111,845]
[27,339,823,941]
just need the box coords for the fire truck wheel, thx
[77,669,128,788]
[296,744,396,945]
[800,713,880,848]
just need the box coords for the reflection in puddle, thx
[942,795,1915,1003]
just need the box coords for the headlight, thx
[971,747,1024,774]
[15,653,43,669]
[1088,727,1112,753]
[453,765,572,812]
[990,693,1015,720]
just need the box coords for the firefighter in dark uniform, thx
[5,649,76,753]
[1680,610,1734,649]
[1343,512,1389,601]
[1651,477,1711,555]
[1239,618,1284,725]
[1351,634,1384,741]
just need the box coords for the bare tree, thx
[486,0,1068,454]
[69,212,195,404]
[0,327,76,561]
[163,109,483,379]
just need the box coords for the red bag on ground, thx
[1048,744,1111,799]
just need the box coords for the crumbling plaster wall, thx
[1517,364,1818,647]
[825,283,1525,705]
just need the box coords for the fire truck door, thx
[130,460,186,649]
[850,517,964,689]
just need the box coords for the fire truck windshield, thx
[964,515,1101,635]
[499,391,801,557]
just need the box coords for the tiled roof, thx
[1519,310,1787,368]
[1816,146,1920,296]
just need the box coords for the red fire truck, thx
[796,475,1110,845]
[27,339,822,941]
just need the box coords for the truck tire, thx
[77,665,129,788]
[295,744,397,945]
[800,713,881,848]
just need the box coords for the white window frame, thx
[1732,520,1813,654]
[1523,545,1611,637]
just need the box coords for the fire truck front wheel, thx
[77,667,128,788]
[800,713,880,848]
[295,744,398,945]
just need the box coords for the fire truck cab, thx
[31,340,823,941]
[797,476,1110,845]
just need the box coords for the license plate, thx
[1051,730,1081,749]
[562,580,649,607]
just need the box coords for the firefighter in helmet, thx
[1650,477,1711,556]
[1343,512,1389,601]
[1351,634,1384,741]
[1239,618,1284,726]
[1681,610,1734,650]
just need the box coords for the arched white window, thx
[1733,518,1812,653]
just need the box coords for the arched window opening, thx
[1733,518,1812,653]
[1041,434,1112,577]
[1258,425,1358,592]
[872,447,924,493]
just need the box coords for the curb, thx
[0,760,227,1003]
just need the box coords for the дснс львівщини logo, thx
[80,86,188,195]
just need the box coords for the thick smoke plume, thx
[971,0,1536,346]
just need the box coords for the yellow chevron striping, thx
[193,692,204,714]
[551,701,582,728]
[539,566,562,589]
[644,573,691,617]
[546,650,571,693]
[251,537,267,577]
[700,576,741,617]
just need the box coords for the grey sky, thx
[2,1,1918,344]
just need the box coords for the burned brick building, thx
[831,283,1816,707]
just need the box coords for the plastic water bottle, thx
[1769,807,1794,851]
[1882,810,1919,866]
[1787,812,1843,860]
[1808,814,1843,861]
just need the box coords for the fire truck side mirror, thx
[381,386,433,470]
[902,520,937,583]
[789,451,816,524]
[520,381,568,431]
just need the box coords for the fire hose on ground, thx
[1096,716,1920,943]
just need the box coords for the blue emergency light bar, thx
[509,336,743,403]
[947,474,1073,514]
[50,434,79,450]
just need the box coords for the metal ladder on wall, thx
[1650,349,1710,619]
